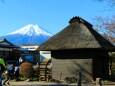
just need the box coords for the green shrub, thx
[19,62,34,78]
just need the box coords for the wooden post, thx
[78,72,81,86]
[96,78,102,86]
[60,72,62,80]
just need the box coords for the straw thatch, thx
[38,16,115,51]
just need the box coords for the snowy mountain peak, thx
[9,24,52,36]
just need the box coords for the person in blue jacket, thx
[3,64,15,85]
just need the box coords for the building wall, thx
[51,50,109,82]
[40,51,51,59]
[0,48,20,65]
[52,58,93,82]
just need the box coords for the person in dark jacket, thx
[14,66,19,81]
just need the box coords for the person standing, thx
[7,64,15,79]
[2,69,11,85]
[3,64,15,85]
[14,66,19,81]
[0,65,2,86]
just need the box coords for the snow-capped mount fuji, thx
[9,24,52,36]
[1,24,53,46]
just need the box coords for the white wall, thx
[20,45,39,51]
[40,51,51,59]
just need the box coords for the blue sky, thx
[0,0,115,36]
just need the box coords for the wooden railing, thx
[38,59,52,81]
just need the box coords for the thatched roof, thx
[38,16,115,51]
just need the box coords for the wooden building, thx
[20,45,39,64]
[0,38,20,64]
[38,16,115,82]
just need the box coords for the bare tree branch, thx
[94,16,115,44]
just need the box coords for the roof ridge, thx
[69,16,92,28]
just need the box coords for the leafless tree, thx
[97,0,115,5]
[103,16,115,34]
[94,16,115,43]
[93,0,115,43]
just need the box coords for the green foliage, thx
[19,77,27,81]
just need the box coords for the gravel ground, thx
[2,81,115,86]
[1,80,115,86]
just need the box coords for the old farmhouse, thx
[38,16,115,82]
[0,38,20,65]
